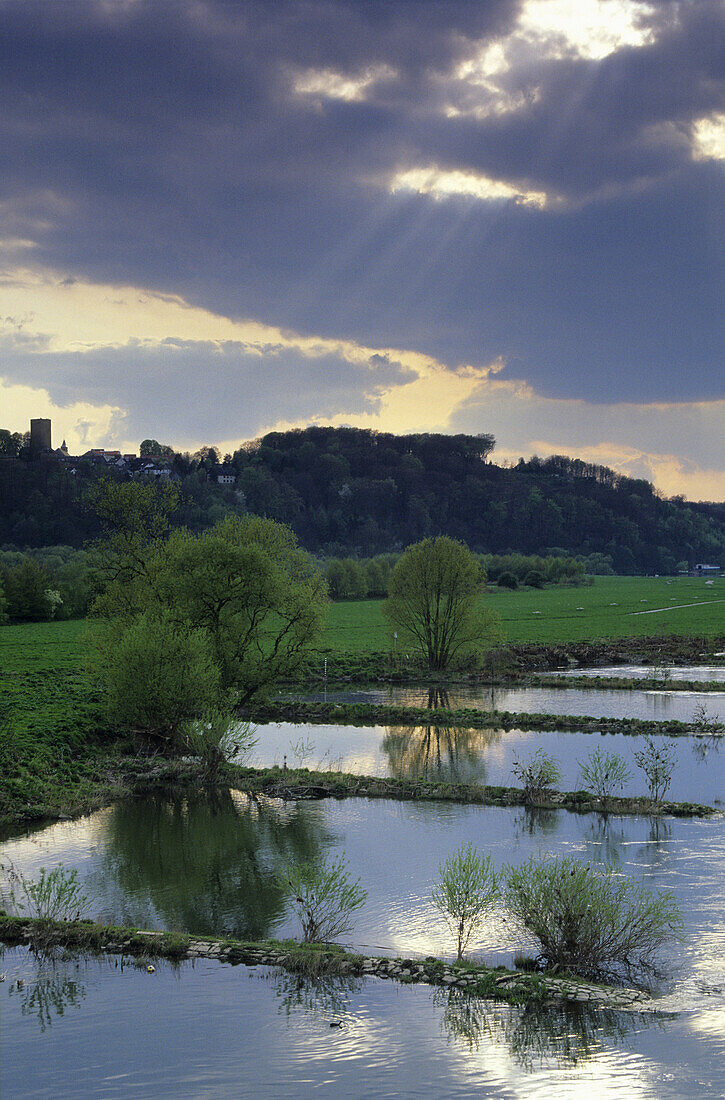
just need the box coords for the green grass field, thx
[0,576,722,677]
[322,575,725,653]
[0,617,90,673]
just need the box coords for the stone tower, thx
[30,418,52,453]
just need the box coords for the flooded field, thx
[286,684,724,723]
[1,795,722,979]
[245,720,724,803]
[3,670,725,1097]
[551,664,725,682]
[2,795,724,1098]
[3,944,724,1099]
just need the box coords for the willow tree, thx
[384,536,494,671]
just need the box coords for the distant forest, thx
[1,426,724,574]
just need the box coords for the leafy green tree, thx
[91,494,328,707]
[155,516,328,701]
[2,558,54,621]
[93,609,224,746]
[384,537,490,671]
[523,569,545,588]
[139,438,174,457]
[0,429,24,456]
[88,480,180,616]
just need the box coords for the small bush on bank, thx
[633,738,676,804]
[279,856,367,943]
[511,749,561,803]
[504,855,683,982]
[1,861,91,923]
[497,572,518,589]
[432,844,499,961]
[578,749,631,805]
[181,711,258,781]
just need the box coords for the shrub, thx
[504,855,683,981]
[279,856,367,943]
[181,711,258,781]
[497,571,518,589]
[633,738,676,804]
[93,609,224,746]
[1,861,91,922]
[511,749,561,803]
[578,749,631,805]
[432,844,499,961]
[690,703,724,734]
[523,570,545,588]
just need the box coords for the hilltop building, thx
[30,418,52,454]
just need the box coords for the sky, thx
[0,0,723,499]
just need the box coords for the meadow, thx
[1,577,723,679]
[321,575,725,654]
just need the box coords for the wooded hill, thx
[1,426,723,573]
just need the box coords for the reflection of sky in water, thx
[3,800,723,1011]
[2,945,724,1098]
[247,721,723,804]
[551,665,725,683]
[287,684,724,723]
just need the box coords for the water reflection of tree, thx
[634,817,673,871]
[437,989,665,1069]
[692,735,721,763]
[582,814,674,872]
[382,725,501,784]
[98,790,332,940]
[513,806,559,839]
[8,954,87,1033]
[269,969,362,1021]
[582,814,628,864]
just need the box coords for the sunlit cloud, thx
[293,63,396,102]
[446,0,658,124]
[692,112,725,162]
[2,266,721,501]
[391,167,550,207]
[0,264,422,371]
[0,377,124,454]
[517,0,657,60]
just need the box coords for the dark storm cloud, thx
[0,0,722,403]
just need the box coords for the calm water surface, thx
[552,665,725,683]
[247,720,724,803]
[3,946,723,1099]
[287,684,724,723]
[2,796,724,1097]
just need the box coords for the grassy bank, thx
[0,754,714,832]
[0,914,649,1008]
[231,765,715,818]
[0,621,126,827]
[248,700,710,737]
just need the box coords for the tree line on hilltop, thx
[1,425,723,575]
